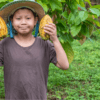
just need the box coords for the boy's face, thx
[11,9,37,35]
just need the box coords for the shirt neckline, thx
[13,36,37,49]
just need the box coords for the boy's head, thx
[10,7,38,35]
[0,0,45,37]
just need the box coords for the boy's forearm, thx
[53,38,69,69]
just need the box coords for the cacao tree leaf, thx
[78,4,87,11]
[61,42,74,64]
[91,5,100,9]
[69,1,78,11]
[68,12,75,24]
[59,33,68,42]
[49,0,62,11]
[66,33,74,43]
[79,11,88,21]
[57,18,67,28]
[87,18,100,27]
[0,0,12,2]
[9,0,13,2]
[58,0,65,2]
[0,0,7,2]
[57,23,65,32]
[40,0,48,3]
[59,37,65,43]
[79,1,85,7]
[76,0,79,4]
[89,8,100,17]
[36,0,48,12]
[0,1,9,8]
[71,25,81,37]
[74,16,81,25]
[83,20,94,37]
[81,23,89,36]
[61,11,68,19]
[89,24,94,36]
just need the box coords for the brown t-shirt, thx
[0,36,57,100]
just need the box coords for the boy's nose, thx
[21,19,27,24]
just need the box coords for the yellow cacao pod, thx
[39,15,53,40]
[0,16,8,38]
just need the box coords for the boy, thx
[0,0,69,99]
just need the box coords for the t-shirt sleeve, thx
[0,41,4,66]
[47,40,57,65]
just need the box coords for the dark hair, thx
[10,7,38,20]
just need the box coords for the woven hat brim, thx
[0,0,45,23]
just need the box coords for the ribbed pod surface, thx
[0,16,8,38]
[39,15,53,40]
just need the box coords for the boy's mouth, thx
[20,27,27,30]
[21,28,26,30]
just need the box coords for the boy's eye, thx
[16,18,31,20]
[27,18,31,19]
[16,18,20,20]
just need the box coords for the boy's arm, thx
[53,38,69,70]
[44,23,69,70]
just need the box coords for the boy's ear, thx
[34,17,38,25]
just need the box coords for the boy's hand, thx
[44,23,58,42]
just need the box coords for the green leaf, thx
[66,33,74,43]
[61,11,68,19]
[36,1,48,12]
[76,0,79,4]
[78,5,87,11]
[58,0,65,2]
[41,0,48,3]
[49,0,62,11]
[79,11,88,21]
[79,1,85,7]
[81,23,90,36]
[61,42,74,64]
[89,8,100,17]
[87,18,100,27]
[69,1,78,10]
[91,5,100,9]
[71,25,81,37]
[0,1,9,8]
[57,24,65,32]
[42,4,48,12]
[68,12,75,24]
[0,0,7,2]
[8,0,13,2]
[74,16,81,25]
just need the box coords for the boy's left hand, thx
[44,23,58,42]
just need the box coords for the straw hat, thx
[0,0,45,23]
